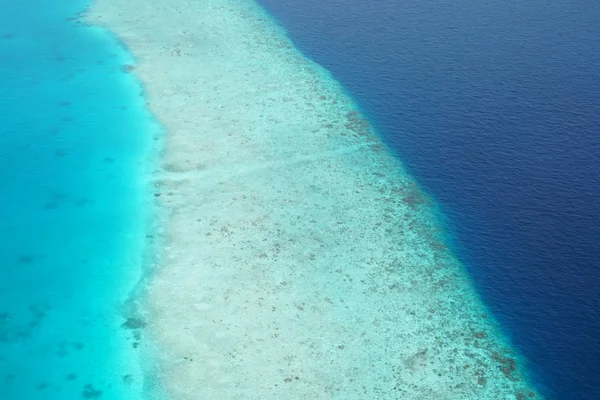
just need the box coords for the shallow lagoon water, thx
[0,0,156,398]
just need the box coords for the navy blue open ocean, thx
[257,0,600,399]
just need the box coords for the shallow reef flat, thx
[88,0,540,398]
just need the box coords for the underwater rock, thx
[121,317,146,330]
[66,373,78,381]
[492,351,518,379]
[44,202,60,210]
[82,383,102,399]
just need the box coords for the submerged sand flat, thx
[89,0,540,398]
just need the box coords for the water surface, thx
[256,0,600,398]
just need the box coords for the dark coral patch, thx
[56,346,69,358]
[344,110,372,136]
[82,384,102,399]
[74,198,93,207]
[491,351,518,380]
[121,317,146,330]
[66,373,77,381]
[72,341,85,350]
[401,189,426,209]
[19,255,34,264]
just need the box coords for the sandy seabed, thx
[88,0,540,399]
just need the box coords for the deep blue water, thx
[0,0,154,398]
[257,0,600,398]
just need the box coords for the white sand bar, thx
[89,0,540,398]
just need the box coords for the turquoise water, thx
[0,0,156,398]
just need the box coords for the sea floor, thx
[87,0,541,399]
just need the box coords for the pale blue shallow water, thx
[0,0,156,398]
